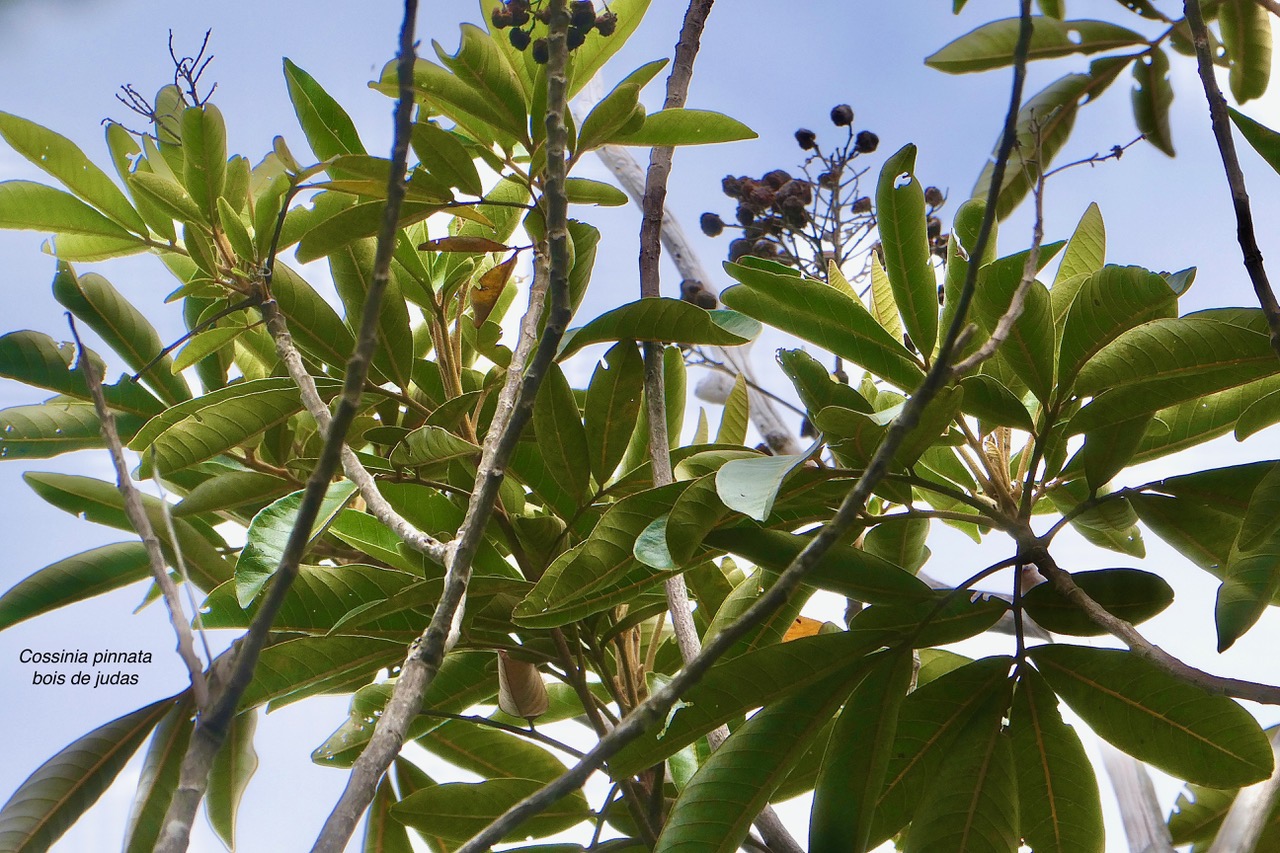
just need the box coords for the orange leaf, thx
[418,236,509,253]
[470,254,517,327]
[783,615,825,642]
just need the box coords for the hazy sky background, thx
[4,1,1280,850]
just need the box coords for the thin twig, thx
[1184,0,1280,360]
[415,710,588,760]
[152,5,423,851]
[68,316,209,711]
[149,450,213,666]
[308,5,580,850]
[449,6,1042,851]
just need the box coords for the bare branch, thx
[450,6,1042,851]
[309,4,581,849]
[1098,741,1176,853]
[1184,0,1280,359]
[1209,727,1280,852]
[153,3,423,849]
[67,316,208,710]
[1032,547,1280,704]
[1254,0,1280,19]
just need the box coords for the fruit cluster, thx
[491,0,617,63]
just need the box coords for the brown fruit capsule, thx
[491,5,513,28]
[570,0,597,29]
[721,174,744,198]
[700,212,725,237]
[595,10,618,36]
[924,186,945,208]
[509,27,531,50]
[735,204,755,226]
[531,37,549,63]
[830,104,854,126]
[855,130,879,153]
[567,25,588,49]
[852,195,872,214]
[728,237,753,262]
[762,169,792,190]
[795,128,817,150]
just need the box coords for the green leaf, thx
[296,198,448,264]
[702,527,935,605]
[869,254,905,341]
[973,67,1124,219]
[903,691,1018,853]
[205,711,258,852]
[328,239,414,388]
[698,566,809,659]
[273,262,358,372]
[53,263,190,405]
[239,635,407,710]
[389,425,481,469]
[0,697,172,853]
[864,518,931,574]
[558,298,758,359]
[129,377,334,473]
[868,657,1013,847]
[1238,462,1280,550]
[1229,106,1280,177]
[513,483,690,627]
[175,469,292,518]
[563,177,628,206]
[0,542,151,631]
[1056,265,1178,393]
[609,630,887,778]
[180,105,227,220]
[576,60,667,152]
[656,674,859,853]
[234,481,358,607]
[364,776,413,853]
[1132,492,1241,575]
[1053,202,1105,296]
[392,778,590,843]
[172,326,245,374]
[876,144,937,355]
[435,25,530,143]
[533,363,591,505]
[722,262,925,391]
[0,111,146,234]
[0,331,162,418]
[584,341,645,484]
[24,471,233,590]
[1221,0,1272,103]
[0,180,142,242]
[777,348,874,418]
[926,17,1146,73]
[1133,48,1175,156]
[940,199,995,354]
[1030,644,1273,787]
[810,650,914,853]
[1011,668,1104,853]
[0,402,113,460]
[283,58,367,162]
[971,263,1055,404]
[418,719,566,784]
[1071,313,1280,433]
[567,0,654,97]
[1216,524,1280,651]
[412,120,483,197]
[123,697,195,853]
[610,108,756,146]
[1022,568,1173,635]
[715,453,808,522]
[1048,482,1145,557]
[716,374,750,446]
[391,58,519,146]
[958,375,1033,431]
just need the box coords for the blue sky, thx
[3,1,1280,850]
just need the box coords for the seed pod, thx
[728,237,753,262]
[570,0,597,29]
[531,37,549,64]
[762,169,792,190]
[752,239,778,258]
[595,10,618,35]
[508,0,530,25]
[830,103,854,126]
[735,204,755,226]
[924,186,945,207]
[721,175,744,198]
[852,195,872,214]
[497,650,548,722]
[855,130,879,153]
[794,128,817,150]
[567,25,588,49]
[491,5,513,28]
[927,216,942,240]
[509,27,531,50]
[700,212,725,237]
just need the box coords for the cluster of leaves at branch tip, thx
[491,0,617,62]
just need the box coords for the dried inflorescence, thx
[491,0,617,62]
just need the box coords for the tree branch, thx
[152,4,422,850]
[68,317,208,710]
[1184,0,1280,359]
[1098,740,1176,853]
[449,6,1042,851]
[1209,727,1280,852]
[1032,546,1280,704]
[309,4,579,849]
